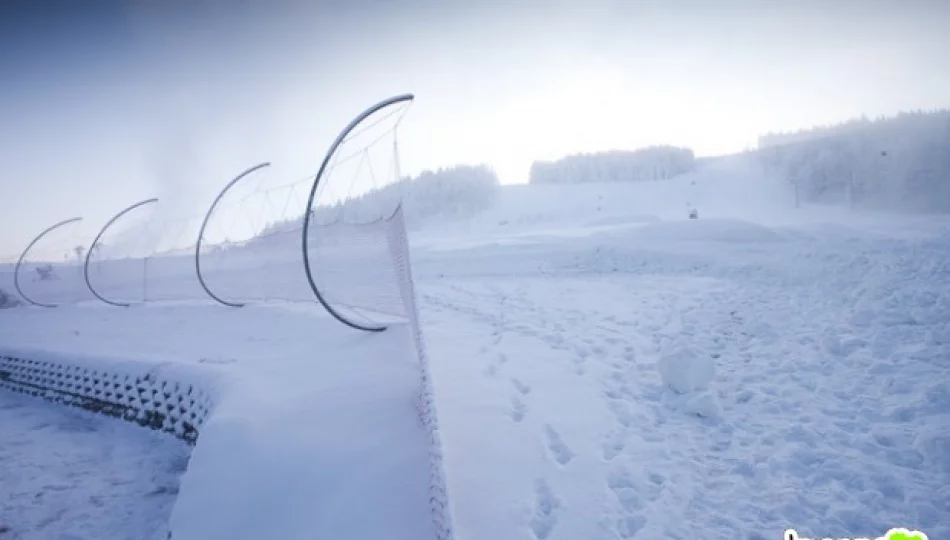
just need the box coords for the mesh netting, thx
[84,199,158,306]
[14,218,96,307]
[302,95,414,328]
[83,197,207,304]
[8,95,415,325]
[193,96,413,325]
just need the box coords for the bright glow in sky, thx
[1,0,949,254]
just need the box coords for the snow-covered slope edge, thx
[0,303,446,540]
[168,321,440,540]
[0,205,455,540]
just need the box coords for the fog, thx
[2,0,949,255]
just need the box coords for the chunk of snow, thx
[657,344,715,394]
[683,390,721,419]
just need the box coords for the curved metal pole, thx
[83,198,159,307]
[302,93,414,333]
[14,217,83,308]
[195,162,271,308]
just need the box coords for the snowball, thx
[657,344,715,394]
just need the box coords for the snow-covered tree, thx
[755,109,950,212]
[257,164,501,234]
[529,146,695,185]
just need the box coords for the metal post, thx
[195,162,271,308]
[13,217,83,308]
[301,93,415,333]
[84,198,159,307]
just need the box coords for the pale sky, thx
[1,0,949,255]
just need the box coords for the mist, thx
[2,0,949,256]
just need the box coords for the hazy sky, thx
[1,0,949,255]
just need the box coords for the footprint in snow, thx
[602,432,626,461]
[544,425,575,466]
[608,467,667,505]
[511,378,531,395]
[529,479,560,540]
[510,396,527,422]
[616,515,648,538]
[605,468,669,538]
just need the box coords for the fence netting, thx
[7,95,415,326]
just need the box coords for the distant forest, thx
[529,146,696,185]
[256,164,501,233]
[753,109,950,212]
[256,109,950,235]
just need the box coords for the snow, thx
[0,391,189,540]
[409,177,950,539]
[2,168,950,540]
[168,320,435,540]
[656,344,716,395]
[0,305,437,540]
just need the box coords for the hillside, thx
[293,109,950,237]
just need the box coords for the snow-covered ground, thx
[414,208,950,540]
[2,166,949,540]
[0,391,189,540]
[0,304,438,540]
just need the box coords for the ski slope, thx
[416,216,950,539]
[2,161,949,539]
[413,164,949,539]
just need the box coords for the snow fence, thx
[389,207,455,539]
[0,205,455,540]
[0,349,216,445]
